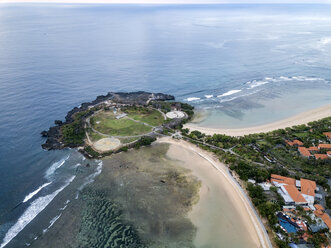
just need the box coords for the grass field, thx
[91,111,152,137]
[125,107,164,126]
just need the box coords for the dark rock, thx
[54,120,63,125]
[41,130,48,137]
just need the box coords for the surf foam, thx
[45,155,70,178]
[0,176,75,248]
[186,97,200,102]
[217,89,241,98]
[22,182,52,203]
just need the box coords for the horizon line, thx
[1,0,331,4]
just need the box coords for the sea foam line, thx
[0,176,75,248]
[22,182,52,203]
[186,97,200,102]
[217,89,241,98]
[42,213,62,234]
[45,155,70,178]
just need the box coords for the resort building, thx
[314,154,329,160]
[298,147,312,158]
[286,140,304,147]
[318,144,331,151]
[323,132,331,142]
[270,174,317,206]
[307,147,319,154]
[300,179,316,205]
[313,204,331,230]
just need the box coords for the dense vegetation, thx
[180,117,331,247]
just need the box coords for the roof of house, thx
[271,174,296,186]
[327,151,331,155]
[315,154,329,160]
[318,144,331,149]
[314,204,324,211]
[323,132,331,139]
[283,184,307,204]
[301,178,316,197]
[321,213,331,230]
[298,147,311,157]
[308,146,319,151]
[286,139,304,146]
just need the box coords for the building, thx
[323,132,331,142]
[298,147,312,158]
[318,144,331,151]
[286,140,304,147]
[327,151,331,158]
[315,154,329,160]
[314,205,331,230]
[271,174,317,206]
[271,174,296,186]
[307,147,319,154]
[301,179,316,205]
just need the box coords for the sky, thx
[0,0,331,3]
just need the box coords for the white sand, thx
[184,104,331,136]
[157,137,271,248]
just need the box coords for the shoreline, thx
[157,137,271,248]
[184,104,331,136]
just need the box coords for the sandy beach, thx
[184,104,331,136]
[157,137,271,248]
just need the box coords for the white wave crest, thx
[0,176,75,248]
[217,89,241,98]
[186,97,200,102]
[204,95,213,99]
[22,182,52,203]
[45,155,70,178]
[42,213,62,234]
[246,76,326,89]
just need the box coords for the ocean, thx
[0,3,331,247]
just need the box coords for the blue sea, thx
[0,3,331,247]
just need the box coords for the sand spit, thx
[157,137,271,248]
[184,104,331,136]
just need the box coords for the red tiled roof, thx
[321,213,331,230]
[323,132,331,139]
[271,174,296,186]
[301,178,316,197]
[283,184,307,204]
[315,154,329,160]
[308,146,319,151]
[314,204,325,211]
[286,140,304,146]
[298,147,311,157]
[319,144,331,150]
[327,151,331,155]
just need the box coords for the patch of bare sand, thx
[158,137,271,248]
[93,137,121,152]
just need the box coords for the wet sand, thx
[158,137,271,248]
[184,104,331,136]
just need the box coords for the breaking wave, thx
[22,182,52,203]
[186,97,200,102]
[45,155,70,178]
[217,89,241,98]
[204,95,213,98]
[0,176,75,248]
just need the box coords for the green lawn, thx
[125,108,164,126]
[91,112,152,137]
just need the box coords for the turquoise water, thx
[0,3,331,247]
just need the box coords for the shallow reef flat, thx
[30,144,200,248]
